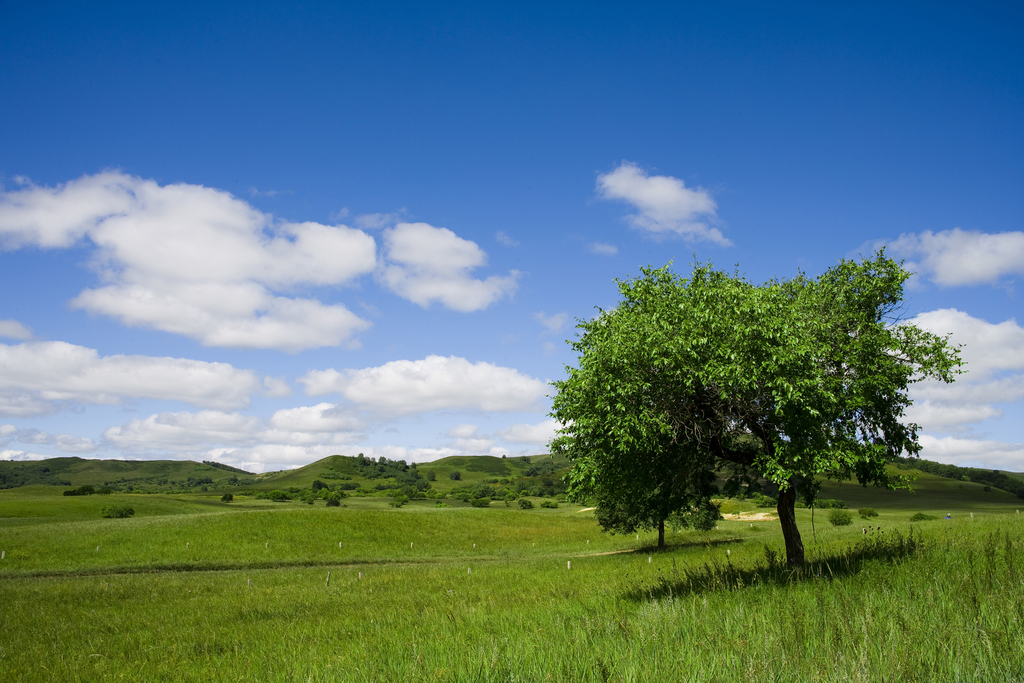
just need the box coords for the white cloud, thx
[589,242,618,256]
[445,423,481,439]
[0,172,377,351]
[596,162,728,245]
[534,311,568,333]
[104,403,366,472]
[495,231,519,247]
[495,418,561,446]
[380,222,519,311]
[0,340,268,414]
[266,403,364,433]
[905,309,1024,433]
[883,229,1024,287]
[9,428,98,453]
[0,320,32,340]
[0,449,50,462]
[918,435,1024,471]
[299,355,548,416]
[354,211,404,230]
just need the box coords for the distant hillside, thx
[0,457,256,491]
[3,453,1020,504]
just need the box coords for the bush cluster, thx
[828,509,853,527]
[100,504,135,518]
[858,508,879,519]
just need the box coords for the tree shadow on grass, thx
[625,527,924,601]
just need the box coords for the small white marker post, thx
[586,540,589,544]
[727,549,731,559]
[358,572,363,580]
[247,579,251,587]
[410,542,413,549]
[265,542,268,549]
[971,513,974,519]
[339,542,343,548]
[648,556,652,564]
[467,567,472,575]
[473,543,475,548]
[96,546,100,552]
[186,542,190,549]
[567,561,571,570]
[1,551,4,560]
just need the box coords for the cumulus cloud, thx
[0,172,377,351]
[495,418,561,446]
[299,355,548,416]
[380,222,519,311]
[0,340,270,414]
[0,320,32,340]
[0,449,50,461]
[5,428,98,453]
[596,162,728,245]
[589,242,618,256]
[881,229,1024,287]
[917,435,1024,471]
[904,309,1024,433]
[534,311,568,334]
[103,402,366,471]
[495,231,519,247]
[443,423,495,452]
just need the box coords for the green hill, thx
[0,457,255,491]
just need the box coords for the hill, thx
[0,457,255,491]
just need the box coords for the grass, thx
[0,472,1022,681]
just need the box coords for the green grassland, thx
[1,457,1023,681]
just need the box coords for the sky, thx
[0,1,1022,472]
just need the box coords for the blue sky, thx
[1,1,1022,471]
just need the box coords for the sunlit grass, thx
[1,484,1022,681]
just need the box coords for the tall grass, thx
[1,512,1021,681]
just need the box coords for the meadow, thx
[1,463,1023,682]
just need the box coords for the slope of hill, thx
[0,457,254,491]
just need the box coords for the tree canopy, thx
[550,253,962,564]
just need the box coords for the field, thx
[1,462,1023,681]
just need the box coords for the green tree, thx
[551,254,960,564]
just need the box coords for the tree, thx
[551,253,961,564]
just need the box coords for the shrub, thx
[63,485,96,497]
[828,509,853,526]
[517,498,534,509]
[269,490,289,501]
[326,498,341,507]
[390,494,409,507]
[753,494,777,508]
[434,501,450,508]
[910,512,938,521]
[426,470,436,481]
[540,500,559,509]
[96,487,113,495]
[449,471,462,481]
[470,497,490,508]
[858,507,879,519]
[221,493,233,502]
[100,504,134,519]
[311,480,327,491]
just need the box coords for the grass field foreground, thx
[1,483,1022,681]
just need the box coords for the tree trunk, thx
[658,519,665,549]
[777,479,805,566]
